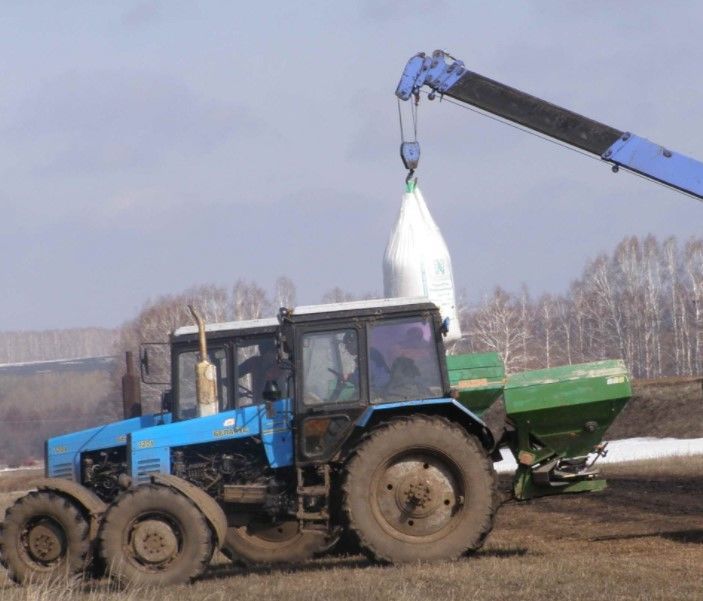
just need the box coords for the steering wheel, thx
[328,367,343,380]
[328,368,350,401]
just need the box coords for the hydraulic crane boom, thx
[396,50,703,201]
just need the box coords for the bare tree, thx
[519,285,533,370]
[684,239,703,374]
[321,287,356,304]
[643,236,664,377]
[273,276,297,310]
[663,237,682,374]
[554,296,573,365]
[232,280,271,320]
[536,294,555,368]
[469,288,525,373]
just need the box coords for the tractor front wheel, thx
[344,415,497,563]
[99,485,213,586]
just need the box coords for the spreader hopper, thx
[504,360,631,499]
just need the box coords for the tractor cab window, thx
[176,347,229,419]
[301,329,360,406]
[367,318,442,403]
[235,336,289,407]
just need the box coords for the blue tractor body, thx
[46,413,172,481]
[127,395,491,485]
[128,398,295,483]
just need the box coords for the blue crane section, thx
[396,50,703,201]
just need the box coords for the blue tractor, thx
[96,298,499,585]
[1,299,500,585]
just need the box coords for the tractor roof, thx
[171,298,438,341]
[171,317,279,341]
[282,297,438,323]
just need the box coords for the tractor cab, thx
[168,317,283,420]
[278,297,450,463]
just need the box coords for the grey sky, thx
[1,2,702,330]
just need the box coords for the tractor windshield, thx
[367,317,442,403]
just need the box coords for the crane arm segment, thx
[397,50,703,200]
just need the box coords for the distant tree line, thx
[0,370,119,466]
[2,235,702,464]
[0,327,117,364]
[457,235,703,378]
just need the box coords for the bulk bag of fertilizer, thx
[383,183,462,341]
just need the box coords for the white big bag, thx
[383,184,462,341]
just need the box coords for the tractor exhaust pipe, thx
[188,305,219,417]
[121,351,142,419]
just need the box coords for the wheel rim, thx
[22,518,66,565]
[371,450,465,541]
[127,515,182,570]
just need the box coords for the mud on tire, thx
[343,415,497,563]
[98,484,213,587]
[0,491,91,584]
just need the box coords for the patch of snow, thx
[494,437,703,473]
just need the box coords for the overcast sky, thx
[2,2,702,331]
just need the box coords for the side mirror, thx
[141,347,150,375]
[440,317,450,338]
[139,342,171,385]
[263,381,281,419]
[161,389,174,413]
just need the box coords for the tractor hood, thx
[46,412,172,481]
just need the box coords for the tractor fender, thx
[355,399,495,451]
[32,478,107,538]
[150,473,228,549]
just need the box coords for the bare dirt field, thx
[1,457,700,601]
[610,377,703,439]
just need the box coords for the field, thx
[1,457,701,601]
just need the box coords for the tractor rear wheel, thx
[223,519,327,564]
[343,415,497,563]
[0,491,90,584]
[99,485,213,586]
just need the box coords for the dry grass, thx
[1,457,701,601]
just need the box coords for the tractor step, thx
[297,485,327,496]
[296,466,330,525]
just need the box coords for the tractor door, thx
[234,335,296,468]
[294,324,368,463]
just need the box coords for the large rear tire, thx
[0,491,90,584]
[98,485,213,586]
[343,415,497,563]
[223,519,327,565]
